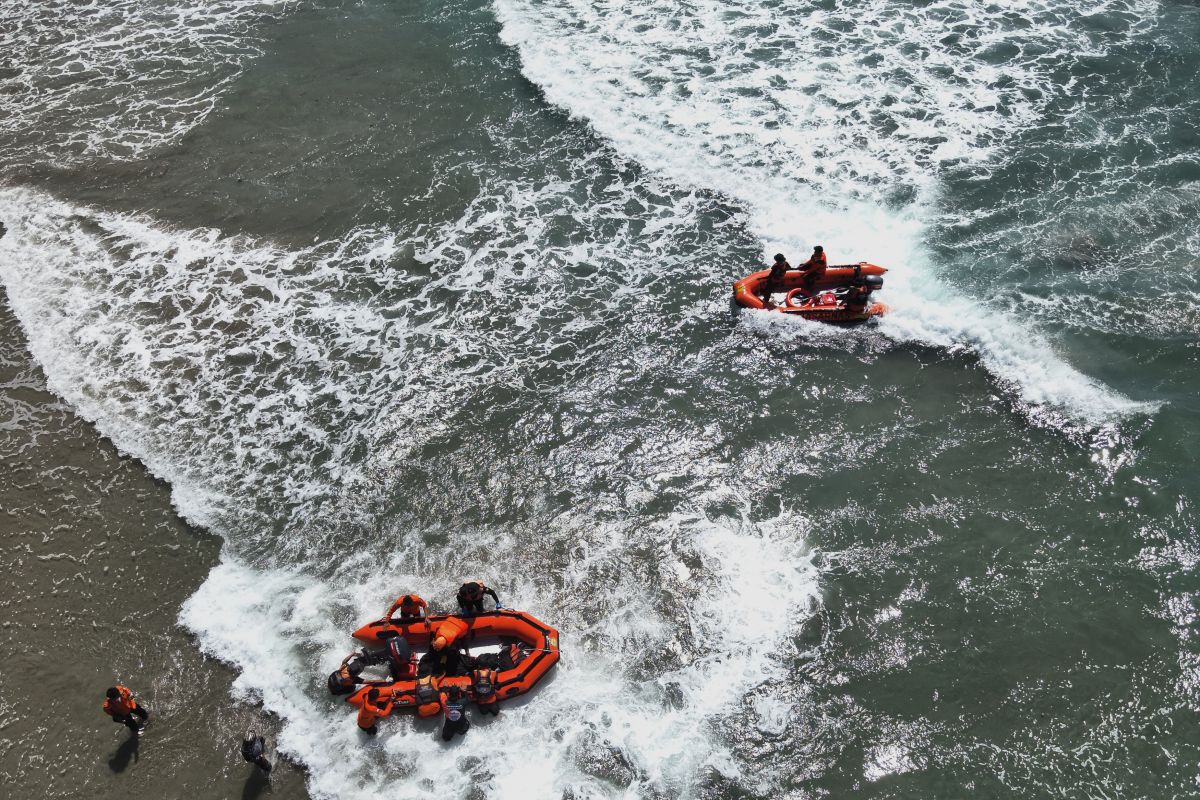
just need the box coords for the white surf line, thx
[491,0,1161,425]
[0,0,297,163]
[181,506,820,800]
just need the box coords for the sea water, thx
[2,1,1198,797]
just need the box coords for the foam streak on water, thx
[182,513,820,799]
[0,168,826,796]
[492,0,1160,426]
[0,0,295,166]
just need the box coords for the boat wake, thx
[493,0,1161,429]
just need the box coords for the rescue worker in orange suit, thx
[357,687,393,736]
[456,581,500,615]
[327,652,367,695]
[384,593,428,622]
[760,253,791,305]
[798,245,827,287]
[103,685,149,733]
[440,685,470,741]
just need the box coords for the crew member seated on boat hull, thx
[760,253,792,305]
[798,245,827,287]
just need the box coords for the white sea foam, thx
[0,2,1167,795]
[0,0,295,165]
[0,174,821,796]
[492,0,1161,424]
[181,511,819,799]
[1,177,709,531]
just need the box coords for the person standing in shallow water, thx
[357,687,393,735]
[102,685,149,733]
[440,685,470,741]
[240,730,273,773]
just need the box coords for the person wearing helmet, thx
[760,253,792,305]
[440,686,471,741]
[456,581,500,614]
[384,593,428,623]
[327,652,368,695]
[798,245,827,287]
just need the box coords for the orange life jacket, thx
[357,694,393,729]
[496,642,528,670]
[472,668,499,705]
[802,251,827,272]
[388,593,428,619]
[102,685,138,717]
[433,616,470,649]
[416,675,441,717]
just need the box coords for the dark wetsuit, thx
[762,259,791,302]
[441,692,470,741]
[473,642,529,672]
[417,647,474,679]
[327,654,366,695]
[241,736,272,772]
[845,285,871,309]
[456,582,500,614]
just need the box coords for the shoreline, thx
[0,287,312,799]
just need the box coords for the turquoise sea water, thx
[2,1,1198,797]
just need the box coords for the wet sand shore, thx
[0,288,310,799]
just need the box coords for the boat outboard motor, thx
[387,637,413,680]
[863,275,884,292]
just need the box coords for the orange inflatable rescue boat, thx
[733,262,889,323]
[345,610,560,718]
